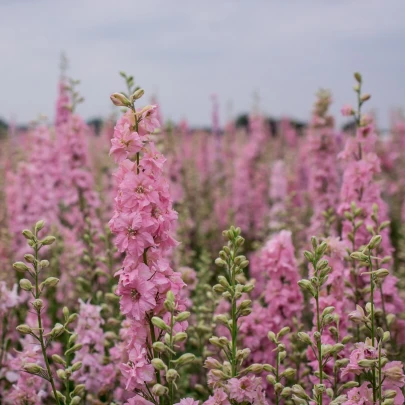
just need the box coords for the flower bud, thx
[65,344,83,356]
[298,280,316,296]
[292,384,310,400]
[70,397,81,405]
[297,332,312,345]
[20,279,33,291]
[281,387,292,398]
[173,332,187,343]
[71,361,83,372]
[281,368,296,379]
[358,359,376,368]
[175,311,190,322]
[268,331,277,343]
[52,354,66,366]
[152,384,169,396]
[152,342,167,352]
[22,230,35,240]
[375,269,389,279]
[215,258,226,267]
[72,384,86,396]
[175,353,195,367]
[110,93,130,107]
[166,368,179,383]
[17,324,32,335]
[32,299,43,311]
[151,317,171,332]
[43,277,60,287]
[151,358,167,371]
[35,220,45,232]
[23,363,43,374]
[266,374,276,384]
[57,369,66,379]
[384,390,397,399]
[277,327,290,338]
[68,333,78,345]
[40,236,56,246]
[39,260,49,268]
[50,323,65,337]
[368,235,382,249]
[13,262,29,273]
[132,89,145,100]
[354,72,362,83]
[24,254,35,263]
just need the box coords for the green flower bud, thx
[72,384,86,396]
[16,324,32,335]
[13,262,29,273]
[32,299,43,311]
[65,344,83,356]
[43,277,60,287]
[23,363,43,374]
[166,368,179,383]
[151,358,167,371]
[19,279,33,291]
[152,384,169,396]
[368,235,382,249]
[281,368,296,379]
[52,354,66,366]
[40,236,56,246]
[57,369,66,379]
[132,89,145,100]
[22,230,35,240]
[175,311,190,322]
[50,323,65,337]
[110,93,131,107]
[152,342,167,352]
[24,254,35,263]
[358,359,376,368]
[71,361,83,372]
[174,353,195,367]
[35,220,45,232]
[70,397,81,405]
[173,332,187,343]
[151,317,171,332]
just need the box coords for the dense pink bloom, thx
[204,388,231,405]
[343,383,373,405]
[174,399,200,405]
[120,345,155,391]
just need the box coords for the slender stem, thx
[230,250,238,377]
[168,310,175,405]
[34,243,60,405]
[315,294,323,405]
[368,253,377,403]
[275,351,280,405]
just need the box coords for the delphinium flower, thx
[338,74,404,342]
[268,160,288,231]
[109,73,193,405]
[307,90,340,237]
[55,80,71,127]
[243,231,303,366]
[342,234,405,404]
[232,114,270,241]
[71,299,116,400]
[5,125,62,256]
[204,226,270,405]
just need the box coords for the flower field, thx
[1,70,405,405]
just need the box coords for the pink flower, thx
[204,388,231,405]
[138,105,160,135]
[118,268,157,321]
[343,382,373,404]
[174,399,199,405]
[227,376,263,403]
[341,339,378,377]
[383,361,405,387]
[110,211,155,257]
[341,104,354,116]
[120,344,154,390]
[125,397,155,405]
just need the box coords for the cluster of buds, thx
[150,291,195,404]
[13,221,84,405]
[212,226,258,379]
[110,72,146,110]
[266,327,296,404]
[297,237,346,405]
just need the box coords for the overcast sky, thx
[1,0,404,128]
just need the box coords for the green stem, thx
[230,254,238,377]
[368,253,376,403]
[34,243,60,405]
[315,294,323,405]
[168,310,175,405]
[275,351,280,405]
